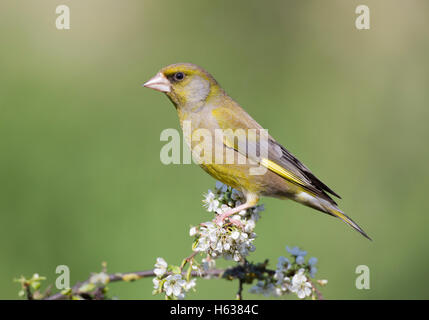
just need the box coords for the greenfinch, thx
[144,63,370,240]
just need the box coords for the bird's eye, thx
[174,72,185,81]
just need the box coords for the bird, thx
[143,63,371,240]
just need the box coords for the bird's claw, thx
[214,214,243,229]
[228,218,244,229]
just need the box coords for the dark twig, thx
[24,283,33,300]
[45,268,224,300]
[236,279,244,300]
[307,278,324,300]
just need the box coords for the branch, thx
[307,277,324,300]
[45,268,224,300]
[236,279,244,300]
[17,182,328,300]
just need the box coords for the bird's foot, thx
[228,218,244,229]
[213,202,255,229]
[214,212,243,229]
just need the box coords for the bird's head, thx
[143,63,223,109]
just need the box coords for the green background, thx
[0,0,428,299]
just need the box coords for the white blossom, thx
[215,204,231,215]
[152,257,198,300]
[154,257,168,277]
[89,272,109,286]
[243,221,253,233]
[290,269,312,299]
[274,270,284,285]
[189,226,198,237]
[196,184,326,300]
[183,278,197,291]
[203,190,220,212]
[164,274,186,298]
[248,246,325,299]
[152,277,161,290]
[196,184,263,262]
[317,279,328,286]
[193,221,256,262]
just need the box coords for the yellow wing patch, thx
[221,133,308,189]
[218,126,310,190]
[260,158,307,187]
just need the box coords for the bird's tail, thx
[323,204,372,241]
[294,190,371,240]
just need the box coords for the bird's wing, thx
[211,105,340,202]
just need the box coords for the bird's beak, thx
[143,72,171,93]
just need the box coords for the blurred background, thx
[0,0,428,299]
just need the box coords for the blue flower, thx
[286,246,307,257]
[296,255,305,265]
[310,267,318,278]
[309,257,318,266]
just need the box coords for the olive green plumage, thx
[144,63,370,240]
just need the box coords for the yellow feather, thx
[260,158,306,187]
